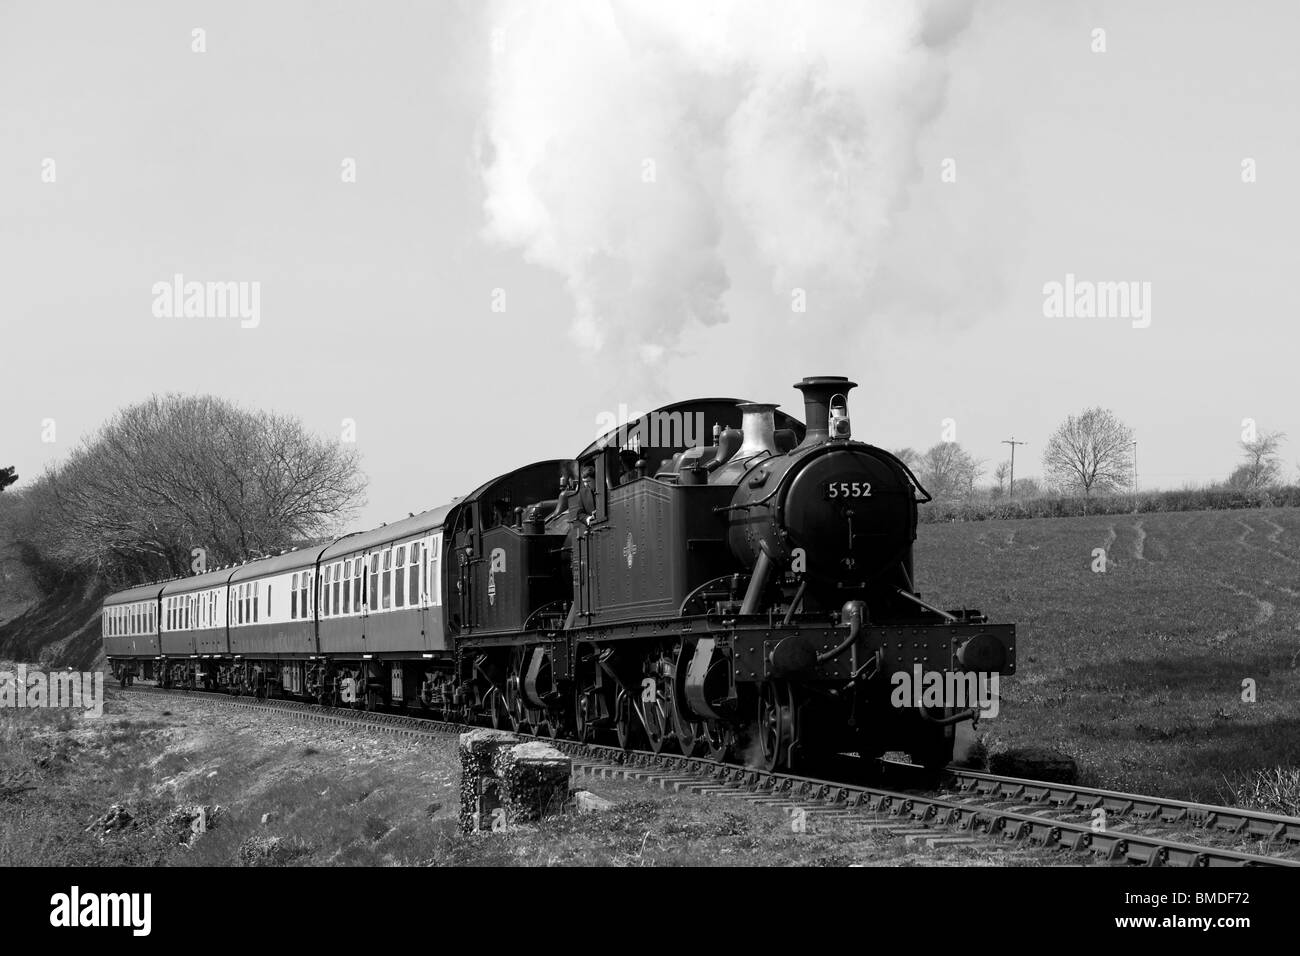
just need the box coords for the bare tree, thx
[11,394,366,582]
[892,447,921,470]
[917,442,983,503]
[1227,429,1285,489]
[1042,407,1134,498]
[992,461,1011,498]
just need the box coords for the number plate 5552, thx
[825,481,872,499]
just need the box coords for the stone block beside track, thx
[458,730,571,832]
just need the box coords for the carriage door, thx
[454,509,477,634]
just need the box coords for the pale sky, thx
[3,0,1298,532]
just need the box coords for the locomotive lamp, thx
[829,394,851,440]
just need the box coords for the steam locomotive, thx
[103,375,1015,772]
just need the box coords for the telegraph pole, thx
[1002,438,1027,500]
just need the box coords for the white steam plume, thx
[479,0,974,365]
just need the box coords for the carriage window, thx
[370,555,379,611]
[355,561,363,611]
[409,544,421,605]
[333,563,342,614]
[291,573,299,619]
[324,566,333,617]
[395,546,406,607]
[237,586,244,625]
[301,572,310,617]
[253,584,259,623]
[382,549,392,609]
[343,560,352,614]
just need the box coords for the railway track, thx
[118,684,1300,867]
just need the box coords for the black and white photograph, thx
[1,0,1296,930]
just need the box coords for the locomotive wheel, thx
[487,687,510,730]
[504,651,526,733]
[757,680,796,772]
[641,682,670,755]
[666,651,705,757]
[701,719,736,763]
[542,690,570,739]
[574,685,595,742]
[614,685,644,751]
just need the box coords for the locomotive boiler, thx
[103,374,1015,775]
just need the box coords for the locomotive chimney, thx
[794,376,857,446]
[736,402,778,458]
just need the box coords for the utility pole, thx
[1002,438,1027,500]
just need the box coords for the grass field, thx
[0,694,1071,867]
[916,507,1300,806]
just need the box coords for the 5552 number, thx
[825,481,872,499]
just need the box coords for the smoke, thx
[479,0,975,367]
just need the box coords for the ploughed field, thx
[916,507,1300,804]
